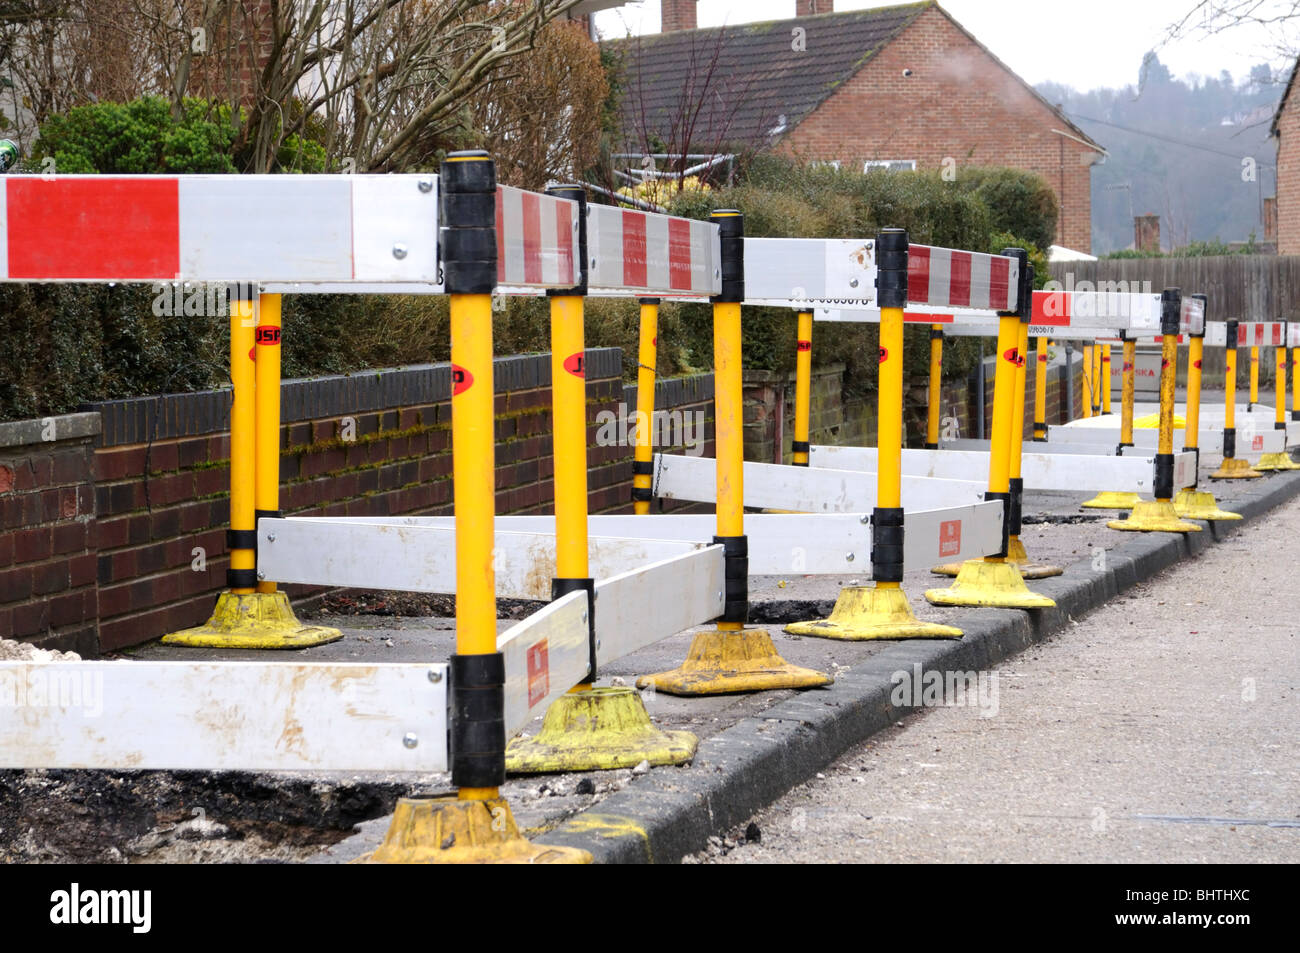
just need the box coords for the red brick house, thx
[1271,59,1300,254]
[608,0,1106,252]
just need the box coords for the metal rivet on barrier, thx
[849,278,859,288]
[418,179,433,193]
[860,514,870,524]
[427,668,442,683]
[845,552,855,562]
[403,733,419,749]
[256,570,265,580]
[267,533,276,543]
[392,243,408,260]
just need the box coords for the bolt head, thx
[256,570,266,580]
[845,552,855,562]
[392,243,408,260]
[266,533,276,543]
[418,179,434,193]
[427,668,442,683]
[849,277,859,288]
[403,733,419,749]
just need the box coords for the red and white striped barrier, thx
[585,204,719,298]
[907,245,1018,312]
[0,174,440,284]
[1205,321,1286,347]
[494,185,580,290]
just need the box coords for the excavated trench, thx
[0,768,411,863]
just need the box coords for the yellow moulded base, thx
[1172,488,1241,521]
[1080,491,1141,510]
[932,537,1063,579]
[1107,499,1202,533]
[1210,457,1263,480]
[635,628,832,696]
[1253,451,1300,471]
[924,558,1056,609]
[357,796,591,864]
[160,589,343,649]
[783,585,962,640]
[505,687,697,774]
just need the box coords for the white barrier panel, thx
[0,660,447,771]
[500,590,590,738]
[586,204,720,298]
[651,453,986,512]
[4,174,440,284]
[594,547,724,668]
[1032,290,1163,332]
[335,508,1001,573]
[258,517,707,600]
[744,238,877,308]
[1049,422,1286,454]
[810,445,1197,494]
[1205,321,1286,347]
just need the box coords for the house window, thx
[863,160,917,172]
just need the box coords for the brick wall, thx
[1,350,718,654]
[0,415,100,655]
[1277,88,1300,255]
[778,5,1101,252]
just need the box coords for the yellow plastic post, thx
[1092,344,1103,416]
[926,324,943,449]
[1254,342,1300,470]
[1005,320,1061,575]
[791,230,960,639]
[1032,338,1049,441]
[1249,345,1259,410]
[1212,320,1262,479]
[1081,343,1093,418]
[793,310,814,464]
[1293,342,1299,423]
[1081,335,1142,510]
[163,288,341,648]
[640,211,831,691]
[1101,344,1112,413]
[632,298,659,512]
[1175,300,1241,518]
[1111,290,1201,532]
[363,152,589,864]
[928,250,1054,609]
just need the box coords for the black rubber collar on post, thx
[1160,288,1181,337]
[440,151,497,295]
[553,577,597,683]
[791,440,810,455]
[985,490,1011,557]
[999,248,1031,320]
[1154,453,1175,501]
[711,211,744,303]
[713,535,748,624]
[1008,477,1023,539]
[871,507,904,584]
[226,568,258,589]
[450,652,506,789]
[546,184,588,297]
[875,228,908,309]
[1223,426,1236,460]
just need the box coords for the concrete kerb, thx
[532,468,1300,863]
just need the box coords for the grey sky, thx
[593,1,1300,91]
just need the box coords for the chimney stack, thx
[661,0,698,32]
[1134,214,1161,254]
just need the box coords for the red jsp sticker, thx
[939,519,961,558]
[255,325,281,346]
[1123,362,1134,372]
[1193,359,1202,369]
[879,346,888,363]
[797,340,811,352]
[1003,347,1020,365]
[564,352,585,378]
[451,364,473,396]
[1252,434,1264,450]
[526,639,549,708]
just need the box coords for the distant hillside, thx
[1038,56,1281,255]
